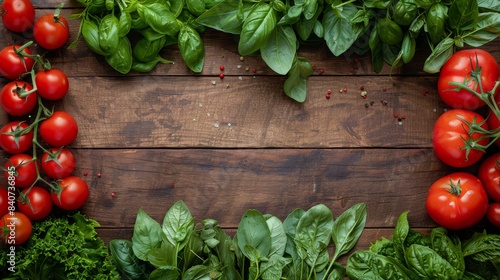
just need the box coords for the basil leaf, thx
[99,14,120,54]
[138,3,180,36]
[363,0,392,9]
[448,0,478,30]
[303,0,318,20]
[393,211,410,262]
[109,239,151,280]
[261,25,296,75]
[133,36,166,63]
[81,18,105,55]
[405,244,461,279]
[161,200,195,249]
[368,27,384,73]
[322,3,361,56]
[401,33,416,63]
[414,0,433,9]
[295,5,323,41]
[346,251,412,280]
[238,3,277,56]
[178,25,205,73]
[196,0,255,34]
[331,203,367,261]
[377,17,404,45]
[149,267,180,280]
[183,265,213,280]
[462,232,500,261]
[463,12,500,47]
[393,0,418,26]
[186,0,206,16]
[278,4,303,25]
[426,3,447,44]
[284,57,312,102]
[423,37,454,73]
[105,36,133,74]
[477,0,500,12]
[236,209,272,260]
[131,209,162,261]
[118,11,132,37]
[430,227,465,278]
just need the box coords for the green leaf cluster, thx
[346,211,500,280]
[71,0,213,73]
[110,200,367,280]
[0,213,120,280]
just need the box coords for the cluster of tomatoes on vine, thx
[427,48,500,231]
[0,0,87,246]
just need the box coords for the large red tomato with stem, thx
[33,11,70,50]
[0,81,38,116]
[0,211,32,245]
[41,147,76,179]
[433,109,490,168]
[4,153,37,188]
[18,186,52,221]
[0,45,35,79]
[39,111,78,147]
[477,152,500,202]
[0,0,35,32]
[51,176,89,210]
[426,172,489,230]
[35,68,69,100]
[0,121,33,154]
[438,49,499,110]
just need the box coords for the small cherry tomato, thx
[17,186,52,220]
[0,81,38,116]
[477,152,500,202]
[33,11,70,50]
[0,121,33,154]
[39,111,78,147]
[0,0,35,32]
[0,211,32,245]
[426,172,489,230]
[51,176,89,210]
[41,147,76,179]
[0,45,35,79]
[486,203,500,228]
[35,68,69,100]
[4,153,37,188]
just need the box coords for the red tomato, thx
[0,188,9,218]
[0,212,32,245]
[0,0,35,32]
[51,176,89,210]
[0,81,38,116]
[433,109,489,168]
[0,45,35,79]
[33,13,70,50]
[438,49,499,110]
[426,172,489,230]
[41,147,76,179]
[39,111,78,147]
[0,121,33,154]
[4,153,37,188]
[35,68,69,100]
[477,152,500,202]
[486,203,500,228]
[486,108,500,147]
[17,186,52,220]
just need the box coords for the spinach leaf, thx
[295,204,334,248]
[260,254,291,280]
[236,209,272,260]
[178,25,205,73]
[131,209,162,261]
[284,56,313,102]
[148,267,180,279]
[260,25,296,75]
[109,239,151,280]
[322,3,360,56]
[238,3,277,56]
[331,203,367,261]
[265,215,287,257]
[405,244,461,279]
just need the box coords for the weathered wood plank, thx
[0,75,446,148]
[52,148,476,229]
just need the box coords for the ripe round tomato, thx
[4,153,37,188]
[477,152,500,202]
[0,188,9,218]
[0,81,38,116]
[41,147,76,179]
[0,121,33,154]
[17,186,52,220]
[35,68,69,100]
[33,13,70,50]
[438,49,499,110]
[486,203,500,228]
[432,109,489,168]
[0,212,32,245]
[0,45,35,79]
[39,111,78,147]
[51,176,89,210]
[0,0,35,32]
[426,172,489,230]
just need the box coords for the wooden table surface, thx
[1,1,499,264]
